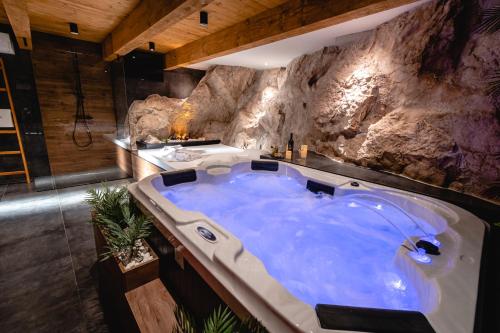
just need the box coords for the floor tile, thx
[0,180,121,333]
[80,285,110,333]
[0,256,85,333]
[0,208,63,246]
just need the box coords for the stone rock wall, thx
[126,0,500,202]
[126,94,185,147]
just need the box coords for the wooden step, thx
[0,87,6,92]
[0,170,25,176]
[0,150,21,155]
[125,279,177,333]
[0,129,16,134]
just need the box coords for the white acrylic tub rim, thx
[134,160,486,333]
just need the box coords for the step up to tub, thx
[125,278,177,333]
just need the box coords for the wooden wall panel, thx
[31,32,117,175]
[115,144,133,177]
[131,153,162,181]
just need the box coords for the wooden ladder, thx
[0,58,30,184]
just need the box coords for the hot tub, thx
[132,160,486,333]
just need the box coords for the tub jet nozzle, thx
[409,248,432,264]
[416,239,440,256]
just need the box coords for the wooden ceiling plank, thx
[102,0,214,61]
[2,0,32,50]
[165,0,418,69]
[134,0,290,53]
[25,0,140,43]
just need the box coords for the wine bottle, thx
[287,133,294,152]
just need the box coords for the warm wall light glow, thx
[341,64,375,104]
[261,87,276,103]
[352,67,371,80]
[171,102,194,137]
[246,86,278,129]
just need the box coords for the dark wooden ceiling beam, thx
[165,0,418,69]
[102,0,214,61]
[2,0,32,50]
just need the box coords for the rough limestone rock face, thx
[358,107,459,185]
[126,94,185,147]
[223,69,287,150]
[126,0,499,202]
[172,66,257,138]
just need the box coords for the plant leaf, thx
[202,306,236,333]
[487,69,500,98]
[476,5,500,34]
[87,184,151,265]
[86,184,130,228]
[173,305,196,333]
[237,317,268,333]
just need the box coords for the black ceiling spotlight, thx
[69,22,79,35]
[200,11,208,27]
[149,42,155,52]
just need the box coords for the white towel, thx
[159,145,202,162]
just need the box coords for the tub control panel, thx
[196,226,217,242]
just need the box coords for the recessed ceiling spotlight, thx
[69,22,79,35]
[200,11,208,27]
[264,62,269,67]
[149,42,155,52]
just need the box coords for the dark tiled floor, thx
[0,179,132,333]
[34,167,129,192]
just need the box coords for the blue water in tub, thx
[161,172,435,311]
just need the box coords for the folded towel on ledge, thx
[159,145,203,162]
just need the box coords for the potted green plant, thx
[173,305,268,333]
[87,185,159,291]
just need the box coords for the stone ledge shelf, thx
[103,133,258,180]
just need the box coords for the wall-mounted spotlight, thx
[200,11,208,27]
[149,42,155,52]
[69,22,79,35]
